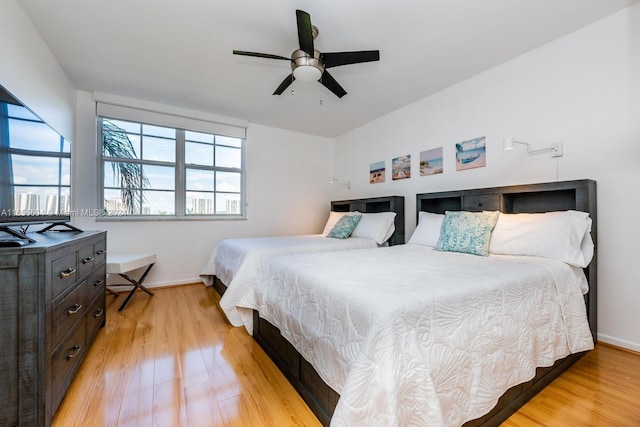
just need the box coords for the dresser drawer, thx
[51,253,77,300]
[51,320,86,406]
[94,239,107,265]
[52,279,89,346]
[86,264,106,308]
[86,295,106,342]
[77,243,97,278]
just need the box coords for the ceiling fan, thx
[233,10,380,98]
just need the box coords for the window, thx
[0,102,70,215]
[98,117,245,219]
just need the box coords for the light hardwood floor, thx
[53,284,640,427]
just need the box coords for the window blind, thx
[95,93,246,139]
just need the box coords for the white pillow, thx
[322,211,352,235]
[351,212,397,244]
[489,210,594,267]
[408,212,444,247]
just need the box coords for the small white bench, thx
[106,253,156,312]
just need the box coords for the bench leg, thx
[116,263,155,312]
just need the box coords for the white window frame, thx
[95,99,247,221]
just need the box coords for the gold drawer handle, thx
[82,256,95,264]
[59,268,76,279]
[94,279,104,286]
[66,345,81,360]
[96,249,106,255]
[67,303,83,315]
[94,309,104,318]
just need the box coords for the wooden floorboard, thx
[53,284,640,426]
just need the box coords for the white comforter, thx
[237,244,593,427]
[199,235,378,326]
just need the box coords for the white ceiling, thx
[17,0,638,138]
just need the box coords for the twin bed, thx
[204,180,597,426]
[200,196,404,326]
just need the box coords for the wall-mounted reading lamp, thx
[503,137,563,157]
[329,177,351,190]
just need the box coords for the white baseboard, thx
[144,277,203,288]
[597,333,640,353]
[107,277,203,292]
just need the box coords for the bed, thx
[240,179,597,426]
[199,196,404,326]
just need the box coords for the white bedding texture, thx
[237,244,593,427]
[199,235,378,326]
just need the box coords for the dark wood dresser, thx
[0,230,107,427]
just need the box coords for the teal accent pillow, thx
[327,213,362,239]
[435,211,499,256]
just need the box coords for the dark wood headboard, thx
[416,179,597,341]
[331,196,405,246]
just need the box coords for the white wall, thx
[333,5,640,351]
[74,91,333,287]
[0,0,75,140]
[5,0,638,351]
[2,0,333,292]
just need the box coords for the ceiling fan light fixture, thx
[293,65,322,82]
[291,48,324,82]
[233,10,379,98]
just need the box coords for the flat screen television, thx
[0,85,72,243]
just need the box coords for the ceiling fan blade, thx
[296,10,314,56]
[319,71,347,98]
[322,50,380,68]
[273,74,295,95]
[233,50,290,61]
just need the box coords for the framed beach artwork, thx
[456,136,486,171]
[392,155,411,180]
[420,148,443,176]
[369,161,385,184]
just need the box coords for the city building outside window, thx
[0,102,70,215]
[98,116,245,219]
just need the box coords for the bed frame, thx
[212,195,405,296]
[252,179,597,426]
